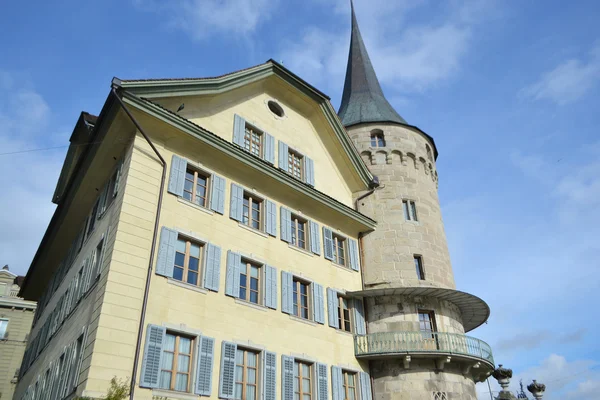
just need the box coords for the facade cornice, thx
[0,297,37,310]
[122,92,377,231]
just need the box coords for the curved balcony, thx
[354,331,494,375]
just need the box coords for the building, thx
[14,5,494,400]
[0,265,36,400]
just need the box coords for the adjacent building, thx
[14,6,494,400]
[0,266,36,400]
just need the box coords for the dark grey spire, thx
[338,1,407,127]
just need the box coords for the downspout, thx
[354,177,379,399]
[110,85,167,400]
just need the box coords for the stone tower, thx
[341,4,494,400]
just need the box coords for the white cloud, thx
[133,0,276,40]
[0,72,65,277]
[521,44,600,105]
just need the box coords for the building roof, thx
[338,2,408,127]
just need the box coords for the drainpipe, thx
[110,85,167,400]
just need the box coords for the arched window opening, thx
[370,130,385,148]
[426,144,433,161]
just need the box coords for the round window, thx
[267,100,285,117]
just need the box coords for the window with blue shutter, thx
[317,363,328,400]
[278,141,289,172]
[156,227,177,278]
[326,288,339,328]
[323,227,334,261]
[229,183,244,222]
[348,239,359,271]
[309,221,321,255]
[353,299,366,335]
[140,324,166,388]
[280,271,294,314]
[264,133,275,164]
[168,154,187,196]
[265,200,277,237]
[304,157,315,186]
[203,243,222,292]
[264,265,278,309]
[263,351,276,400]
[225,251,242,297]
[280,207,292,243]
[210,174,226,214]
[331,366,344,400]
[312,283,325,324]
[359,372,372,400]
[219,341,238,399]
[281,355,294,400]
[233,114,245,147]
[195,336,215,396]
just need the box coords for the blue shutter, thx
[219,341,238,399]
[278,141,289,172]
[326,288,339,328]
[229,183,244,222]
[309,221,321,255]
[348,239,359,271]
[262,351,277,400]
[280,207,292,243]
[265,200,277,237]
[140,324,166,388]
[331,367,343,400]
[312,283,325,324]
[210,174,226,214]
[156,227,177,278]
[195,336,215,396]
[225,251,241,298]
[264,265,277,309]
[323,227,334,261]
[168,155,186,196]
[360,372,372,400]
[264,132,275,164]
[233,114,245,147]
[280,271,293,314]
[304,156,315,186]
[317,363,328,400]
[281,355,294,400]
[203,244,221,292]
[354,298,366,335]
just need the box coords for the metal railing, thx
[354,331,494,365]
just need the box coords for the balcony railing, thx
[354,331,494,365]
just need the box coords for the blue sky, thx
[1,0,599,398]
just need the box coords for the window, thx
[66,335,84,394]
[244,124,263,157]
[239,260,261,304]
[0,319,8,339]
[290,215,307,250]
[342,371,357,400]
[267,100,285,117]
[418,310,437,339]
[175,237,203,286]
[242,194,263,230]
[414,255,425,280]
[370,130,385,147]
[235,348,259,400]
[293,278,310,320]
[86,200,100,236]
[159,333,194,392]
[294,360,312,400]
[402,200,418,221]
[332,234,346,267]
[288,150,303,180]
[337,296,352,333]
[183,167,210,207]
[426,145,433,162]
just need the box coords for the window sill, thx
[152,389,201,400]
[289,315,318,327]
[405,220,420,225]
[237,222,269,238]
[177,197,215,215]
[330,262,354,273]
[167,278,208,295]
[234,298,268,312]
[287,244,315,257]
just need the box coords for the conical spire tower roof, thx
[338,2,407,127]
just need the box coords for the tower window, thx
[414,255,425,280]
[403,200,418,221]
[370,130,385,147]
[426,144,433,162]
